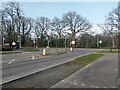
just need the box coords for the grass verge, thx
[100,51,120,53]
[74,54,104,66]
[23,49,39,52]
[3,53,104,88]
[0,52,21,54]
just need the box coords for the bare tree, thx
[15,2,23,48]
[62,11,92,47]
[51,17,65,39]
[98,8,119,48]
[35,17,50,39]
[34,17,50,47]
[3,2,23,49]
[21,17,33,47]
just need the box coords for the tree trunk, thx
[112,34,116,48]
[72,32,76,48]
[18,26,22,49]
[86,41,88,48]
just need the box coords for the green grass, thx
[60,53,104,84]
[0,52,21,54]
[23,49,39,52]
[100,51,120,53]
[74,54,104,65]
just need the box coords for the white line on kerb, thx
[8,59,15,64]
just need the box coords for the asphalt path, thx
[2,49,100,84]
[52,53,118,88]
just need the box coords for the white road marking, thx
[61,80,64,82]
[81,84,85,86]
[114,69,118,71]
[32,56,35,60]
[74,82,78,85]
[91,85,99,88]
[90,85,95,88]
[73,80,78,85]
[74,80,77,82]
[96,86,99,88]
[103,87,106,88]
[8,59,15,64]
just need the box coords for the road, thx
[52,53,118,88]
[2,49,100,84]
[2,49,43,61]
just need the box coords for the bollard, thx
[70,47,72,52]
[110,48,112,52]
[43,49,46,55]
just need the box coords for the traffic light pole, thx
[100,43,101,52]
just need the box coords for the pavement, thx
[2,49,100,84]
[52,53,118,88]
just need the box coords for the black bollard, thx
[110,48,112,52]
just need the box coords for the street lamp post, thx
[48,35,50,47]
[17,35,22,49]
[48,40,50,47]
[65,38,67,48]
[97,35,99,48]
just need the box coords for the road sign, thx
[12,42,16,46]
[5,43,10,45]
[99,40,102,44]
[71,41,75,44]
[99,40,102,52]
[3,37,5,45]
[33,41,35,43]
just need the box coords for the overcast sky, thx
[20,2,118,34]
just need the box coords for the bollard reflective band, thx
[43,49,46,55]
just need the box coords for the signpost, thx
[11,42,16,52]
[70,41,75,52]
[48,35,50,47]
[3,37,5,45]
[33,41,35,48]
[99,40,102,52]
[12,42,16,46]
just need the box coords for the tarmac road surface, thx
[2,49,100,84]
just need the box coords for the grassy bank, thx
[75,54,104,65]
[0,52,21,54]
[23,49,39,52]
[100,51,120,53]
